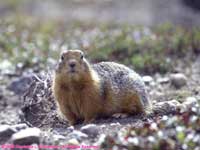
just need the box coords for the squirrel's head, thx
[55,49,90,81]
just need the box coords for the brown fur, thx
[52,49,149,125]
[52,50,103,125]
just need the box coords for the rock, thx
[0,60,15,75]
[153,100,181,115]
[67,126,74,132]
[100,125,106,128]
[8,75,34,95]
[29,144,39,150]
[157,77,170,84]
[53,134,66,141]
[11,123,28,131]
[185,97,198,105]
[110,122,121,126]
[11,128,41,145]
[150,122,158,131]
[128,137,139,145]
[142,76,153,85]
[68,130,88,140]
[80,124,99,137]
[67,138,80,145]
[0,125,17,143]
[95,134,106,145]
[170,73,187,88]
[181,97,198,111]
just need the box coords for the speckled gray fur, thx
[92,62,151,112]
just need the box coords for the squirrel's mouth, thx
[68,68,76,74]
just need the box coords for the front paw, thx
[68,119,78,126]
[112,113,128,119]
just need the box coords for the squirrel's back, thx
[93,62,152,114]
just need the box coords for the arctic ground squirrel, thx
[52,49,152,125]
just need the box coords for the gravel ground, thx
[0,56,199,149]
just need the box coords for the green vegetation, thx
[100,102,200,150]
[0,16,200,74]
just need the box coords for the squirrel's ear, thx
[80,51,85,58]
[60,49,68,60]
[60,54,64,61]
[61,49,68,55]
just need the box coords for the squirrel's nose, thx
[69,62,76,68]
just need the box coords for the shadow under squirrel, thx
[52,50,152,125]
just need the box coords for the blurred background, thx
[0,0,200,75]
[1,0,200,26]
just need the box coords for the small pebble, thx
[157,77,170,84]
[185,97,197,106]
[100,125,106,128]
[53,134,66,141]
[11,123,28,131]
[95,134,106,145]
[29,144,39,150]
[142,76,153,85]
[181,97,198,111]
[128,137,139,145]
[67,126,74,132]
[80,124,99,137]
[67,138,80,145]
[170,73,187,88]
[110,122,121,126]
[68,130,88,140]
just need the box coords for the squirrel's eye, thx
[80,54,84,59]
[61,55,64,61]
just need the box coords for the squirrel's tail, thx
[140,92,153,115]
